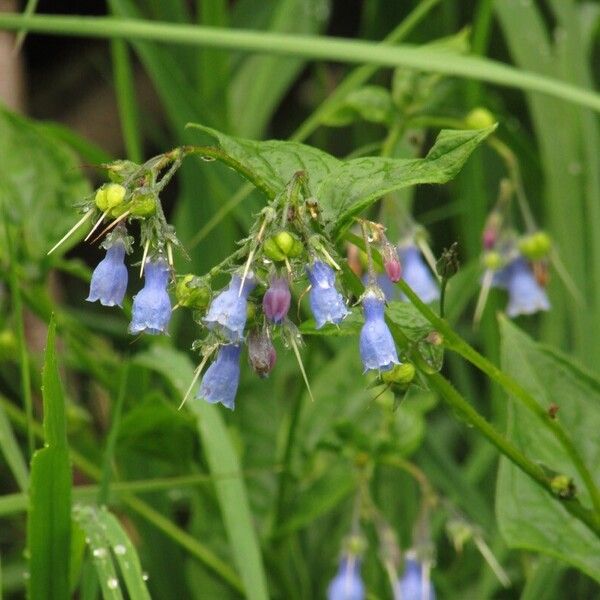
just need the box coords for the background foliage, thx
[1,1,599,598]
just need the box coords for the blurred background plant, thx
[0,1,600,599]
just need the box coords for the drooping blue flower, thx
[398,245,439,304]
[394,558,436,600]
[86,241,128,307]
[204,274,256,342]
[500,257,550,317]
[359,289,400,372]
[306,261,349,329]
[197,344,242,410]
[129,259,171,335]
[327,557,365,600]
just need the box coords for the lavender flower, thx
[197,344,242,410]
[328,557,365,600]
[307,261,349,329]
[129,259,171,335]
[86,241,128,307]
[394,558,436,600]
[398,245,439,304]
[359,289,400,372]
[263,277,291,324]
[503,258,550,317]
[204,274,256,342]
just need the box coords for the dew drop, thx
[200,156,216,162]
[142,572,150,581]
[114,544,126,555]
[107,577,119,590]
[23,571,30,580]
[93,548,107,558]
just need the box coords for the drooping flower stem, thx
[395,277,600,522]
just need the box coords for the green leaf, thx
[322,85,394,126]
[133,345,269,600]
[0,109,90,262]
[188,123,495,236]
[316,125,497,233]
[497,317,600,582]
[27,317,72,600]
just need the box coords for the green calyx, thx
[130,192,157,217]
[381,362,416,386]
[263,231,303,261]
[483,251,504,270]
[175,275,211,310]
[518,232,552,260]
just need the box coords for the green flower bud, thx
[175,275,211,310]
[94,187,108,211]
[130,192,157,217]
[246,300,256,321]
[105,183,126,208]
[483,251,504,270]
[263,231,303,261]
[465,107,496,129]
[381,363,416,385]
[519,232,552,260]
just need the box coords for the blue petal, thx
[129,259,171,335]
[398,246,439,304]
[307,262,349,328]
[394,559,436,600]
[204,275,255,341]
[505,258,550,317]
[359,294,399,371]
[328,558,365,600]
[87,243,128,307]
[197,344,242,410]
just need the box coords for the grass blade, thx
[27,316,72,600]
[0,402,28,491]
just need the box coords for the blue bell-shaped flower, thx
[307,261,349,329]
[197,344,242,410]
[86,241,128,307]
[359,288,400,372]
[204,274,256,342]
[327,556,365,600]
[394,557,436,600]
[398,245,439,304]
[129,258,171,335]
[503,257,550,317]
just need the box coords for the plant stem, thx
[1,13,600,113]
[395,277,600,519]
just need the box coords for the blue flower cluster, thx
[87,238,173,335]
[327,554,436,600]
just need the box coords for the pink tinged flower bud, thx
[247,330,276,378]
[482,227,497,250]
[382,244,402,283]
[262,277,291,324]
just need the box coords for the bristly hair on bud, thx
[247,329,276,378]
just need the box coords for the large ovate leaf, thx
[27,317,72,600]
[497,317,600,582]
[0,109,90,262]
[188,122,495,236]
